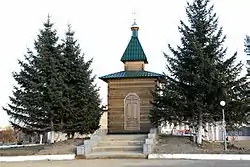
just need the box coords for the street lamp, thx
[220,100,227,151]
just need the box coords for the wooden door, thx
[124,93,140,131]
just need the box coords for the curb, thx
[0,154,75,162]
[0,144,43,149]
[148,154,250,160]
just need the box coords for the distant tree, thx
[245,35,250,77]
[149,0,250,145]
[3,16,63,134]
[0,126,16,143]
[60,25,102,138]
[244,36,250,120]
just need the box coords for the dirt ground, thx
[153,135,250,154]
[0,138,84,156]
[35,138,84,155]
[2,135,250,156]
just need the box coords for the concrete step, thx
[85,151,147,159]
[103,135,147,141]
[92,145,143,152]
[98,140,144,146]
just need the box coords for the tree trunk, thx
[67,133,71,139]
[171,123,177,135]
[191,125,196,145]
[60,119,63,132]
[39,134,43,144]
[58,119,64,141]
[50,119,54,144]
[31,136,35,143]
[71,132,75,139]
[197,114,203,145]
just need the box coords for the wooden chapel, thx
[100,20,163,133]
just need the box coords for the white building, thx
[160,121,224,141]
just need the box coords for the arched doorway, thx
[124,93,140,131]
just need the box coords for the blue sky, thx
[0,0,249,127]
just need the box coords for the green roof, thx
[99,70,163,82]
[120,36,148,63]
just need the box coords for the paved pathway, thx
[1,159,250,167]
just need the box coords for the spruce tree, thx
[60,25,102,137]
[3,16,63,134]
[150,0,250,144]
[244,36,250,121]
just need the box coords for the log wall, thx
[124,61,144,71]
[107,78,158,133]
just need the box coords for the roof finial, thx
[131,12,139,37]
[132,12,137,24]
[131,12,138,28]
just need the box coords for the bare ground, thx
[35,138,84,155]
[2,135,250,156]
[0,138,84,156]
[153,134,250,154]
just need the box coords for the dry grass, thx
[230,140,250,150]
[0,138,85,156]
[154,134,250,154]
[0,145,45,156]
[36,138,84,155]
[154,135,206,154]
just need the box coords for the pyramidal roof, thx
[99,70,163,81]
[99,20,163,82]
[120,20,148,64]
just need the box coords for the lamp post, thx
[220,100,227,150]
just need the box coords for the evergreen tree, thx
[3,16,63,134]
[244,36,250,120]
[60,25,102,137]
[3,16,102,139]
[150,0,250,144]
